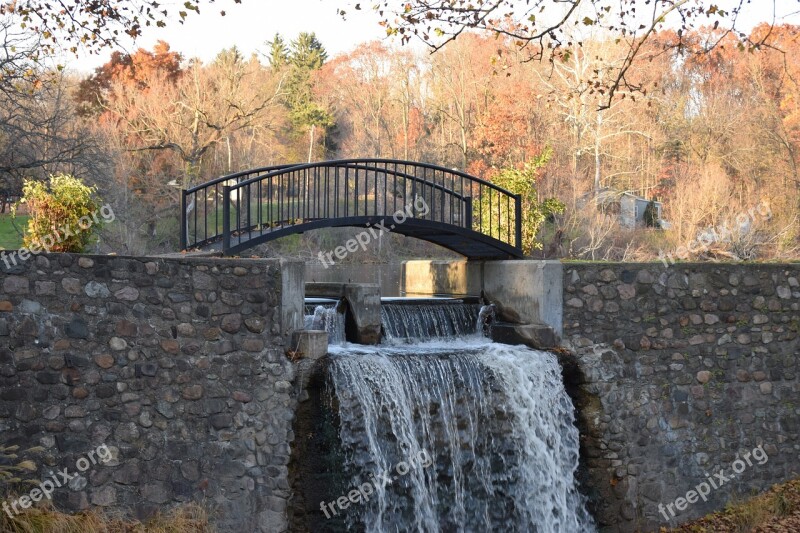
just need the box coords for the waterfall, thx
[326,341,595,532]
[304,304,346,345]
[381,302,481,342]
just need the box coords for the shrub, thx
[481,148,565,255]
[13,174,101,253]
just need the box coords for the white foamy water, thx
[328,340,595,533]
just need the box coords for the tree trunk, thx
[308,124,316,163]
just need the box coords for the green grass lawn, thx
[0,214,27,250]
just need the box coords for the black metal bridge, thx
[180,159,523,259]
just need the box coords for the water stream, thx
[314,301,595,532]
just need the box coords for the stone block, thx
[290,330,328,360]
[490,323,557,350]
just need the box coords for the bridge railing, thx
[180,164,297,250]
[182,159,522,255]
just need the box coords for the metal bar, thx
[203,190,208,243]
[489,186,493,238]
[393,162,398,214]
[246,183,251,238]
[258,180,263,236]
[222,185,231,254]
[180,189,187,249]
[193,189,197,246]
[465,197,472,230]
[515,193,522,250]
[440,172,445,224]
[236,182,241,246]
[383,163,389,215]
[324,165,329,218]
[334,166,339,218]
[411,169,416,218]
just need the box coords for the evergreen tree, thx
[284,32,334,162]
[266,34,289,71]
[290,33,327,71]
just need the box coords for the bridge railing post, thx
[222,185,231,254]
[464,196,473,231]
[180,189,188,250]
[514,193,523,252]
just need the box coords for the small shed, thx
[589,188,664,229]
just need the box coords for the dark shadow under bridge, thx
[180,159,523,259]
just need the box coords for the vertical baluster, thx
[334,166,339,218]
[479,184,483,234]
[180,189,187,249]
[222,185,230,254]
[393,162,398,214]
[203,189,208,244]
[258,180,263,236]
[383,161,389,215]
[246,183,251,240]
[193,188,197,246]
[515,193,522,251]
[440,171,445,224]
[324,165,329,219]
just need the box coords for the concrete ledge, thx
[490,323,557,350]
[305,282,347,298]
[289,330,328,360]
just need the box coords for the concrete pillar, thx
[343,284,381,345]
[482,260,563,337]
[281,260,305,341]
[304,282,382,345]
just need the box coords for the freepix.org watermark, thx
[320,448,433,519]
[2,443,113,518]
[1,204,115,269]
[658,444,769,522]
[317,197,430,269]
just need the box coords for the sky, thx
[64,0,800,75]
[66,0,387,74]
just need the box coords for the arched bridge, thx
[180,159,523,259]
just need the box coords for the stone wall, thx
[0,254,303,532]
[562,263,800,532]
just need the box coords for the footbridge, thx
[180,159,523,259]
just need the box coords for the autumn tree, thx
[0,20,102,193]
[1,0,232,59]
[76,40,182,116]
[362,0,794,106]
[102,45,283,187]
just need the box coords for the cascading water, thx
[304,303,346,345]
[381,301,481,341]
[313,302,595,533]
